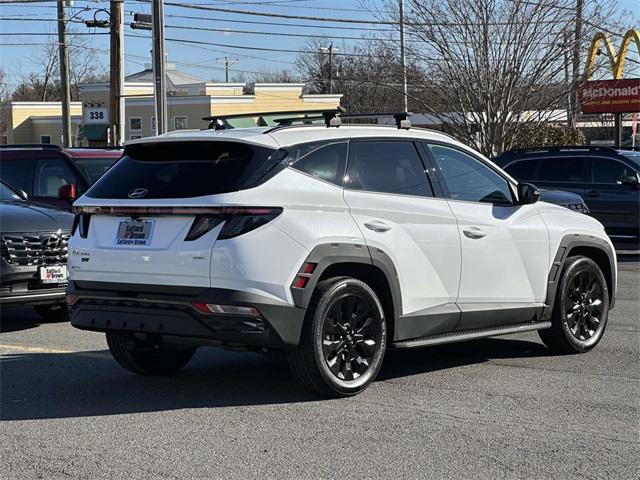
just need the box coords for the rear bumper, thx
[67,281,306,349]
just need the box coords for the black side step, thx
[391,321,552,349]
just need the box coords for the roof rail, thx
[504,145,618,154]
[0,143,62,150]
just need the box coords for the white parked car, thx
[67,116,617,397]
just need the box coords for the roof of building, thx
[125,65,204,89]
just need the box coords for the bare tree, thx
[11,27,106,102]
[369,0,617,156]
[296,37,428,113]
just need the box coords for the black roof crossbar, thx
[202,108,340,130]
[341,111,413,129]
[272,115,324,126]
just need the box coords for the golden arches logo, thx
[585,29,640,80]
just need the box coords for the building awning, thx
[82,124,108,141]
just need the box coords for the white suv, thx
[68,119,617,397]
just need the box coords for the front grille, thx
[566,203,590,214]
[0,231,70,266]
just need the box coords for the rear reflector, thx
[294,276,309,288]
[192,302,261,316]
[66,294,79,306]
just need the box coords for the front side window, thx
[33,157,77,197]
[346,141,433,197]
[426,143,513,204]
[129,117,142,131]
[290,142,347,186]
[591,158,638,184]
[537,157,586,182]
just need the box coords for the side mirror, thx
[517,182,540,205]
[619,175,639,187]
[58,183,77,202]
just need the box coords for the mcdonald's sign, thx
[585,29,640,80]
[579,78,640,114]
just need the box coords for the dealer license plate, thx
[115,220,155,246]
[39,265,68,284]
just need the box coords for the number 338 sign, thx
[84,107,109,124]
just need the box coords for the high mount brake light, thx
[184,207,283,241]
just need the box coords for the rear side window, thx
[0,158,35,195]
[345,141,432,197]
[290,142,347,186]
[537,157,586,182]
[74,157,119,184]
[504,159,537,181]
[85,141,277,199]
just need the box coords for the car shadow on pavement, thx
[0,336,552,421]
[0,308,47,333]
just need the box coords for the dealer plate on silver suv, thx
[115,220,155,246]
[40,265,67,284]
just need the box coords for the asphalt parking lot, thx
[1,256,638,480]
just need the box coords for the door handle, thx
[364,220,392,233]
[586,190,600,197]
[462,227,486,239]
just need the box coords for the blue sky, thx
[0,0,638,89]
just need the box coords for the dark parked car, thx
[494,146,640,249]
[0,144,121,210]
[0,180,73,321]
[537,189,590,214]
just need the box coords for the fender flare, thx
[543,234,616,319]
[290,242,402,323]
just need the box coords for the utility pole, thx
[152,0,167,134]
[57,1,72,147]
[570,0,583,129]
[109,0,124,146]
[399,0,408,113]
[216,57,239,83]
[320,44,338,94]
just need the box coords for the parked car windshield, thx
[0,182,24,201]
[73,157,119,184]
[85,141,278,199]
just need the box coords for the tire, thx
[287,276,387,397]
[106,332,196,375]
[34,304,69,322]
[539,256,610,354]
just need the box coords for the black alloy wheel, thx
[321,294,380,382]
[564,268,605,341]
[539,256,609,353]
[288,277,387,397]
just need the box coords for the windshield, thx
[73,157,119,184]
[0,182,24,201]
[85,141,279,199]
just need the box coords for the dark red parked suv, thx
[0,144,122,210]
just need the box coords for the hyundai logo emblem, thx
[127,188,149,199]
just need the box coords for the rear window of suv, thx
[85,141,278,199]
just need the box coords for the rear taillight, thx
[72,214,91,238]
[184,207,282,241]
